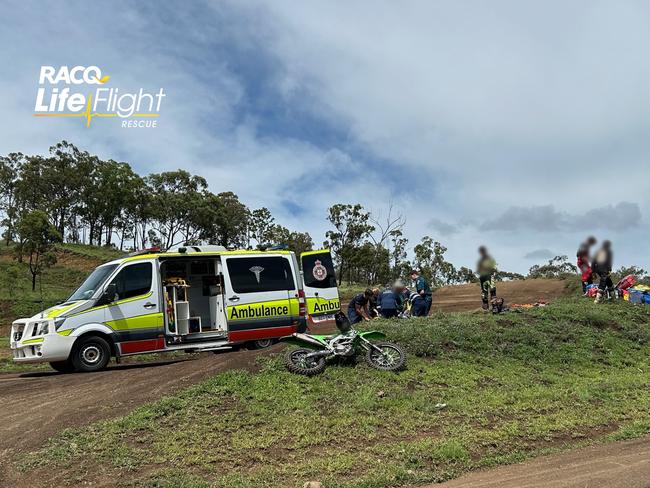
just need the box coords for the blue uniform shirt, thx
[415,276,431,296]
[378,288,398,310]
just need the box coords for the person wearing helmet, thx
[477,246,497,310]
[347,288,373,324]
[378,282,399,318]
[592,240,614,303]
[410,269,432,315]
[577,236,597,294]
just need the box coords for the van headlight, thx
[36,321,50,335]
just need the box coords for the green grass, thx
[18,297,650,487]
[0,243,125,373]
[0,243,125,326]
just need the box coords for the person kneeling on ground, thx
[378,282,399,318]
[347,288,373,323]
[410,269,432,315]
[592,240,614,304]
[409,291,428,317]
[577,236,597,294]
[368,288,381,318]
[477,246,498,311]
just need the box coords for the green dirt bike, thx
[281,312,406,376]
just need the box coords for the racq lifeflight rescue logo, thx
[33,66,165,128]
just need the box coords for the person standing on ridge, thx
[477,246,498,311]
[592,240,614,304]
[577,236,597,294]
[410,269,432,315]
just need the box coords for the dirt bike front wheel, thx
[366,342,406,371]
[285,348,327,376]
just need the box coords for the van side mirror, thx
[97,283,117,306]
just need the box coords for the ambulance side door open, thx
[301,250,340,326]
[222,255,299,342]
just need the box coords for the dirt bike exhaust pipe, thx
[305,350,331,359]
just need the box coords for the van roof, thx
[116,248,293,265]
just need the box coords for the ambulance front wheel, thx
[49,360,75,373]
[71,335,111,372]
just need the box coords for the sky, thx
[1,0,649,273]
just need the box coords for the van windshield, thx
[68,264,118,301]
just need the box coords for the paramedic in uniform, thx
[477,246,498,311]
[347,288,373,324]
[377,283,399,318]
[576,236,597,294]
[410,269,432,315]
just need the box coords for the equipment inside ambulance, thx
[10,246,340,373]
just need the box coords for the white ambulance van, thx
[10,246,340,373]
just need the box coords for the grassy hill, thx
[0,243,124,333]
[16,297,650,488]
[0,244,124,372]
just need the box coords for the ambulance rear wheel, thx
[247,338,273,350]
[49,360,75,373]
[71,336,111,372]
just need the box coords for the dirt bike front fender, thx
[358,331,386,341]
[279,333,328,350]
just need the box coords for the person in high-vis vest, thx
[477,246,497,311]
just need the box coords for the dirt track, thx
[0,347,279,487]
[432,278,569,312]
[4,278,647,488]
[428,434,650,488]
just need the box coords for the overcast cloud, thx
[480,202,642,232]
[524,249,556,260]
[1,0,649,273]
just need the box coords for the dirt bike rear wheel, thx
[285,348,326,376]
[366,342,406,371]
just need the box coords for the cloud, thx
[579,202,642,231]
[524,249,555,260]
[2,1,650,273]
[479,205,564,232]
[480,202,642,233]
[427,218,460,236]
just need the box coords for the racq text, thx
[122,119,158,128]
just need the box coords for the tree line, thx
[4,141,646,291]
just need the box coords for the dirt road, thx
[0,348,277,452]
[427,434,650,488]
[432,278,570,312]
[0,346,285,487]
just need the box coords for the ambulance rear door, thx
[300,250,340,327]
